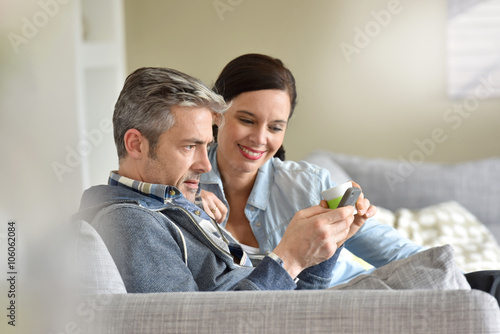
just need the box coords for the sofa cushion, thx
[303,150,500,242]
[74,220,127,294]
[331,245,470,290]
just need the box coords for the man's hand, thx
[200,189,228,223]
[272,202,355,279]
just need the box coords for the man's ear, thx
[213,112,224,127]
[123,129,148,160]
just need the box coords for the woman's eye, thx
[270,126,283,132]
[239,118,254,125]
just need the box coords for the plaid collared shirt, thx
[109,171,206,211]
[108,171,194,203]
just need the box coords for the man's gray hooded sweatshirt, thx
[76,182,340,292]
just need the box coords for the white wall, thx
[124,0,500,163]
[0,0,82,233]
[1,1,85,329]
[1,2,125,329]
[1,0,124,237]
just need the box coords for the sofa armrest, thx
[77,290,500,334]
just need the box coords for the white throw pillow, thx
[375,201,500,273]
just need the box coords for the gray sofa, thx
[78,289,499,333]
[69,149,500,334]
[72,219,500,334]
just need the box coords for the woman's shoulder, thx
[270,158,333,184]
[272,157,328,174]
[265,158,334,202]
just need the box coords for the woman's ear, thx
[123,129,148,160]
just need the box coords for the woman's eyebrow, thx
[235,110,287,124]
[235,110,255,117]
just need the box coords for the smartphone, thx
[337,187,361,208]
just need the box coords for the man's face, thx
[140,106,213,202]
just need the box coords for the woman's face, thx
[216,89,291,176]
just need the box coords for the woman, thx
[200,53,424,286]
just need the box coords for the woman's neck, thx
[220,167,256,200]
[216,152,258,200]
[216,153,260,248]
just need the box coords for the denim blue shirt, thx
[201,145,424,286]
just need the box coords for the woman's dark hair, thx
[212,53,297,160]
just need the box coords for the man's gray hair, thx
[113,67,227,160]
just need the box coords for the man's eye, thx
[186,145,196,150]
[270,126,283,132]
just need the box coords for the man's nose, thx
[194,149,212,174]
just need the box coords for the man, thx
[76,67,358,292]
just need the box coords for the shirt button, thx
[256,222,261,227]
[194,210,201,216]
[169,190,176,196]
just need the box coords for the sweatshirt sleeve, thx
[295,245,343,290]
[236,246,344,291]
[233,256,297,291]
[93,205,300,292]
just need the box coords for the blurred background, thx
[1,0,499,239]
[0,1,499,332]
[124,0,500,164]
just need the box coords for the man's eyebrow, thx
[180,138,213,145]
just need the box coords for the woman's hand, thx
[200,189,228,224]
[338,180,377,246]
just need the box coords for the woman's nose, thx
[249,126,266,145]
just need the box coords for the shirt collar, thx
[247,159,273,210]
[108,171,201,204]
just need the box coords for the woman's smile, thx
[238,144,266,160]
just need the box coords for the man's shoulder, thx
[78,188,187,241]
[76,184,169,222]
[82,184,166,208]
